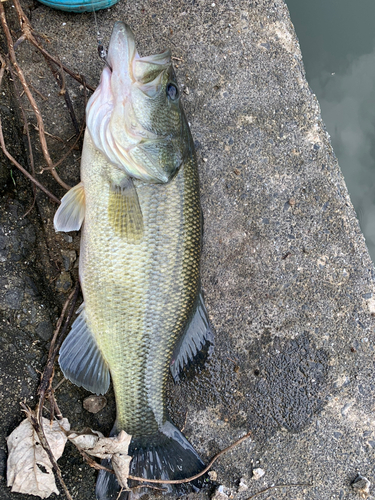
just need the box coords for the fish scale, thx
[79,133,201,436]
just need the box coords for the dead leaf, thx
[68,429,131,459]
[68,429,132,488]
[112,452,132,489]
[7,417,70,498]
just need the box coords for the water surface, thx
[287,0,375,260]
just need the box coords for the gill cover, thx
[86,22,188,183]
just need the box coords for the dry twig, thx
[0,54,61,204]
[45,57,80,135]
[0,0,94,205]
[20,403,74,500]
[119,484,167,499]
[17,284,80,500]
[79,450,114,473]
[6,59,38,215]
[76,429,251,489]
[36,283,80,424]
[127,432,252,485]
[51,123,84,171]
[13,0,95,92]
[0,0,70,190]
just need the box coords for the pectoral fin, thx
[108,177,144,242]
[54,182,85,232]
[170,288,214,382]
[59,305,110,395]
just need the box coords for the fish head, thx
[86,22,191,183]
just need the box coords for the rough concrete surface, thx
[0,0,374,499]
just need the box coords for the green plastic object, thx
[38,0,119,12]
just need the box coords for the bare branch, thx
[0,0,70,190]
[52,125,84,170]
[128,432,252,485]
[17,285,80,500]
[12,0,95,92]
[45,57,80,135]
[6,58,38,215]
[79,450,114,473]
[0,75,60,205]
[20,404,74,500]
[36,283,80,424]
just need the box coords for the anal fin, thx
[170,288,214,382]
[59,305,110,395]
[54,182,85,232]
[108,177,144,242]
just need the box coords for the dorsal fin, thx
[170,288,214,382]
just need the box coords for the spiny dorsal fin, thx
[54,182,85,232]
[108,177,144,242]
[59,305,110,395]
[170,288,214,382]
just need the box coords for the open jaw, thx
[85,22,179,183]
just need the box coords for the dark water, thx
[287,0,375,260]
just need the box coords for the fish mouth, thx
[86,22,179,183]
[107,22,171,88]
[106,22,137,96]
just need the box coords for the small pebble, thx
[55,271,73,293]
[238,477,248,492]
[83,395,107,414]
[351,474,371,498]
[208,470,218,481]
[63,234,73,243]
[252,468,265,480]
[36,320,53,341]
[61,249,77,271]
[211,485,229,500]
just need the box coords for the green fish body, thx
[54,22,212,499]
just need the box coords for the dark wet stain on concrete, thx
[169,332,330,444]
[246,332,329,435]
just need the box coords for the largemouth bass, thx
[54,22,213,499]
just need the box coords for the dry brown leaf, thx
[112,452,132,489]
[68,429,132,488]
[7,417,70,498]
[68,429,131,459]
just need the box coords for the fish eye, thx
[166,83,179,100]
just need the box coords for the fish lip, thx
[107,22,172,84]
[107,22,137,83]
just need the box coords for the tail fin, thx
[96,421,205,500]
